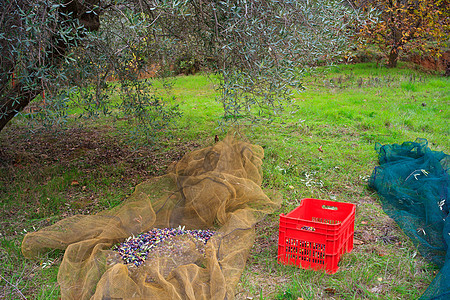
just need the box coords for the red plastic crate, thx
[277,198,356,274]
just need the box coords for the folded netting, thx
[369,138,449,300]
[22,136,281,299]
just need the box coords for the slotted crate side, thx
[278,216,349,273]
[279,211,353,255]
[277,239,344,273]
[277,199,356,274]
[280,237,330,271]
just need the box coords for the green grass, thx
[1,62,448,299]
[235,63,448,299]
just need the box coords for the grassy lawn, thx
[0,62,448,299]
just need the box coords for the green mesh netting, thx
[369,138,449,300]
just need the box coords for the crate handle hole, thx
[299,226,316,232]
[322,205,338,210]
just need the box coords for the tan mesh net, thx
[22,137,280,299]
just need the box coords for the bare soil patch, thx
[0,124,201,235]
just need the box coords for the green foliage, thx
[0,0,99,132]
[210,0,359,123]
[2,0,360,136]
[43,6,182,139]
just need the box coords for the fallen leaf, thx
[325,288,337,294]
[353,238,364,245]
[318,145,323,152]
[370,286,383,293]
[361,221,368,225]
[71,180,80,186]
[376,248,388,257]
[289,185,295,189]
[377,277,383,282]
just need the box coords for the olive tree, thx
[0,0,359,134]
[0,0,101,131]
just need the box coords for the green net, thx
[22,136,280,299]
[369,138,449,300]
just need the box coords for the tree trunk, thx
[0,0,100,133]
[445,60,450,77]
[388,47,399,68]
[0,84,42,132]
